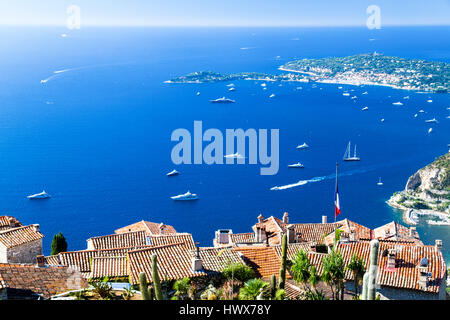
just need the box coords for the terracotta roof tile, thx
[88,230,148,250]
[0,263,87,298]
[115,220,177,235]
[0,215,22,231]
[147,233,196,250]
[198,247,245,275]
[91,256,128,279]
[235,246,283,278]
[0,225,43,248]
[128,243,206,284]
[229,233,255,244]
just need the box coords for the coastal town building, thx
[0,256,87,299]
[114,220,177,236]
[0,216,43,264]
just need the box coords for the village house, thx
[0,215,44,264]
[114,220,177,236]
[0,255,87,299]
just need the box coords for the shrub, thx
[222,263,255,282]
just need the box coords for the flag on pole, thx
[335,162,341,218]
[335,183,341,218]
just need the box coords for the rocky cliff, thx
[389,152,450,215]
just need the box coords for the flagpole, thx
[334,162,338,248]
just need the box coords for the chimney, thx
[418,258,429,290]
[36,255,45,267]
[322,215,327,224]
[282,212,289,224]
[435,239,442,252]
[32,224,40,233]
[349,227,356,241]
[159,223,165,234]
[192,242,202,271]
[386,249,396,270]
[286,225,295,243]
[409,227,416,238]
[257,214,264,224]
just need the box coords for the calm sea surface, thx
[0,26,448,262]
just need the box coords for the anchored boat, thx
[343,141,360,161]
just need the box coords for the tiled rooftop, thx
[0,263,87,299]
[128,243,206,284]
[0,215,22,231]
[115,220,177,236]
[235,246,284,278]
[87,230,148,250]
[91,256,128,279]
[0,225,43,248]
[147,233,196,250]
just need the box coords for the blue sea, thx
[0,26,448,262]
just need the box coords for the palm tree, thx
[322,249,345,300]
[238,279,269,300]
[173,277,191,300]
[346,254,365,297]
[290,250,312,292]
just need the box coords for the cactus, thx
[366,239,379,300]
[139,272,151,300]
[152,254,164,300]
[270,274,277,299]
[279,234,287,290]
[361,272,369,300]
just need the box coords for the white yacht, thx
[377,177,384,186]
[224,152,245,159]
[196,91,201,96]
[288,162,304,168]
[428,128,433,134]
[427,99,433,103]
[392,102,403,106]
[228,87,236,92]
[425,118,438,123]
[362,106,368,111]
[403,96,410,100]
[343,141,360,161]
[414,114,418,118]
[381,118,385,122]
[269,94,275,98]
[167,170,179,177]
[296,143,309,149]
[419,109,425,113]
[210,97,235,103]
[27,190,51,199]
[362,91,368,95]
[226,83,235,87]
[350,96,357,100]
[171,191,198,201]
[342,92,350,96]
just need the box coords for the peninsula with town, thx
[388,152,450,226]
[166,53,450,93]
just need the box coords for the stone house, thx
[0,223,44,264]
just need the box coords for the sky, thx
[0,0,449,27]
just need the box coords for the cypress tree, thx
[50,232,68,255]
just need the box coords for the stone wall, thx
[3,239,43,264]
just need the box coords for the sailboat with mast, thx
[343,141,360,161]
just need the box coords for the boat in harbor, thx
[377,177,383,186]
[210,97,235,103]
[27,190,51,199]
[296,143,309,149]
[171,191,198,201]
[288,162,304,168]
[343,141,360,161]
[167,170,179,177]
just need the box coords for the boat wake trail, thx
[270,166,377,191]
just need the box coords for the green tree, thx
[238,279,269,300]
[322,249,345,300]
[290,250,323,299]
[172,277,191,300]
[346,254,365,296]
[50,232,67,255]
[222,262,255,282]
